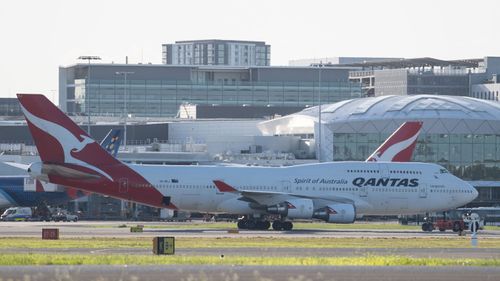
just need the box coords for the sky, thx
[0,0,499,103]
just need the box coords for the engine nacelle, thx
[313,203,356,223]
[267,198,314,219]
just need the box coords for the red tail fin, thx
[17,94,175,209]
[366,121,422,162]
[35,180,45,192]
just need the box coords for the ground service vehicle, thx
[52,210,78,222]
[422,219,465,232]
[0,207,32,221]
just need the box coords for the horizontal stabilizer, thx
[42,163,102,180]
[3,162,30,171]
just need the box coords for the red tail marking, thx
[35,180,45,192]
[213,180,238,192]
[17,94,175,209]
[366,121,422,162]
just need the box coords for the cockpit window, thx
[439,168,449,174]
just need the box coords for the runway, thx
[1,221,500,238]
[1,221,499,281]
[1,265,499,281]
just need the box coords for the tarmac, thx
[0,221,499,281]
[1,221,500,238]
[1,265,500,281]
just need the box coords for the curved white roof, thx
[259,95,500,135]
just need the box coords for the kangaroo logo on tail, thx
[20,104,113,181]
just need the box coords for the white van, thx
[0,207,32,221]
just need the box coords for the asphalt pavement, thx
[1,265,499,281]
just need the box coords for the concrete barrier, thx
[42,228,59,239]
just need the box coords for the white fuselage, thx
[129,161,477,217]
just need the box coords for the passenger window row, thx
[390,170,421,175]
[347,170,379,173]
[431,189,474,193]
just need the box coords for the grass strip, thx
[0,253,497,266]
[1,237,500,249]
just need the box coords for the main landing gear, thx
[237,218,270,230]
[237,217,293,231]
[272,220,293,231]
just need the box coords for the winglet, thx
[213,180,238,192]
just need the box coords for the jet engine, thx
[266,198,314,219]
[313,203,356,223]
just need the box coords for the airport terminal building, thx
[260,95,500,207]
[4,52,500,218]
[59,64,361,118]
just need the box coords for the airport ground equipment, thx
[52,210,78,222]
[130,225,144,232]
[42,228,59,239]
[153,237,175,255]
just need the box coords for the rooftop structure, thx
[346,57,500,97]
[162,39,270,66]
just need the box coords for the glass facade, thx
[332,133,500,181]
[163,40,270,67]
[0,98,22,116]
[75,80,361,117]
[407,74,469,96]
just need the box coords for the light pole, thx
[317,62,323,162]
[77,56,101,135]
[116,71,134,150]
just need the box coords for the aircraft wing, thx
[213,180,354,206]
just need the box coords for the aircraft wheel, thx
[427,224,434,232]
[422,222,433,232]
[283,221,293,231]
[245,220,256,230]
[439,228,446,232]
[263,220,271,230]
[452,221,462,232]
[421,223,428,232]
[272,221,283,231]
[256,220,270,230]
[237,219,247,229]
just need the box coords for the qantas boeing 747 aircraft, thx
[17,94,477,230]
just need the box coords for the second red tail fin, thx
[366,121,422,162]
